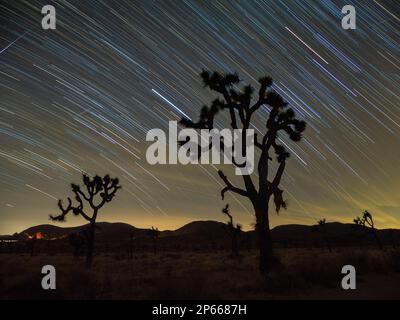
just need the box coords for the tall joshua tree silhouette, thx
[222,204,242,257]
[180,71,306,273]
[50,174,121,267]
[354,210,383,250]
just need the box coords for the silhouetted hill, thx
[270,222,359,240]
[1,221,399,251]
[20,224,80,238]
[157,220,231,250]
[12,222,142,240]
[269,222,400,247]
[169,220,227,237]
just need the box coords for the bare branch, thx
[222,204,233,225]
[254,133,264,150]
[272,159,286,187]
[222,89,238,129]
[218,170,249,199]
[249,77,272,114]
[50,197,73,222]
[96,177,121,209]
[272,187,287,213]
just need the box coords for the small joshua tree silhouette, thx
[222,204,242,257]
[354,210,383,250]
[149,226,160,255]
[314,218,332,252]
[50,173,121,267]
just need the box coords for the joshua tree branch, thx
[50,198,73,222]
[96,179,121,209]
[222,89,238,129]
[73,194,93,221]
[218,170,249,199]
[249,77,271,114]
[79,210,92,222]
[76,206,92,222]
[222,204,233,225]
[254,133,264,150]
[258,150,269,194]
[242,173,257,199]
[272,159,286,187]
[250,97,269,114]
[74,187,90,202]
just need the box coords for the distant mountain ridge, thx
[3,220,228,240]
[21,222,138,235]
[1,220,399,249]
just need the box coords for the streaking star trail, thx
[0,0,399,234]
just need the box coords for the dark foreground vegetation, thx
[1,248,400,300]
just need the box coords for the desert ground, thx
[1,248,400,300]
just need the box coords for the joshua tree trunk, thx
[86,221,96,268]
[180,71,306,274]
[256,203,274,273]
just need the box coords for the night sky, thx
[0,0,399,234]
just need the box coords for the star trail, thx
[0,0,399,234]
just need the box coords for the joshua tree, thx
[222,204,242,257]
[354,210,383,250]
[180,71,306,273]
[50,174,121,267]
[149,226,160,255]
[314,218,332,252]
